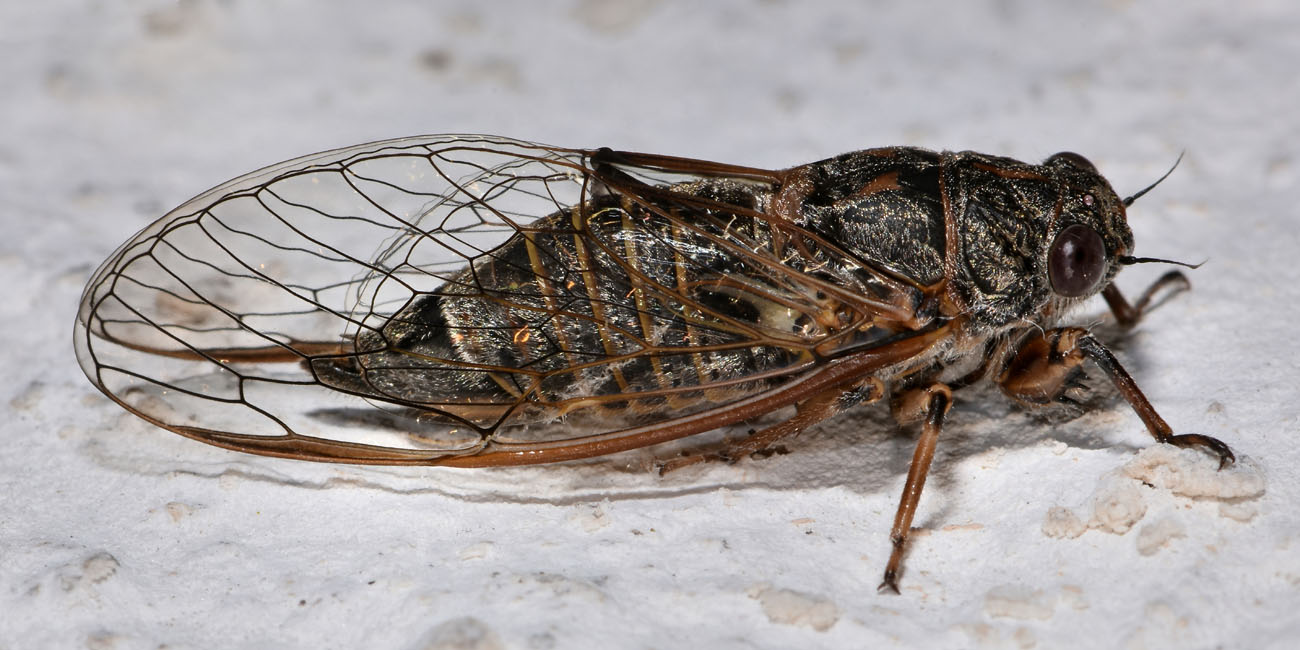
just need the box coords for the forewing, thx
[75,135,930,465]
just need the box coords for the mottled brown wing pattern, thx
[75,135,931,465]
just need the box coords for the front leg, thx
[1103,270,1190,329]
[998,327,1235,468]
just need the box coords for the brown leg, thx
[1075,334,1234,468]
[879,383,952,594]
[657,379,884,474]
[1103,270,1190,329]
[1000,327,1235,469]
[997,329,1088,406]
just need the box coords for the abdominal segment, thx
[311,186,806,430]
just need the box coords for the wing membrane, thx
[75,135,937,464]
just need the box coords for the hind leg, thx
[656,378,884,474]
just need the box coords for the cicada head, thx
[1041,152,1135,300]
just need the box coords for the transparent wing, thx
[75,135,934,465]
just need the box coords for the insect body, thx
[74,135,1234,592]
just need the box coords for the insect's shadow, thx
[511,375,1134,509]
[76,327,1145,511]
[534,309,1173,511]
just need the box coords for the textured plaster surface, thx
[2,2,1297,648]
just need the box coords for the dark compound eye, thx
[1048,224,1107,297]
[1047,151,1097,172]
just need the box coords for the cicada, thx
[74,135,1235,592]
